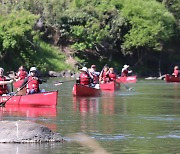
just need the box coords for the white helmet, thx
[30,67,37,72]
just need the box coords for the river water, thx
[0,78,180,153]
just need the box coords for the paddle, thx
[116,78,133,91]
[41,79,47,83]
[0,79,32,107]
[122,82,133,91]
[54,79,76,86]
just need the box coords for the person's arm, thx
[0,79,13,85]
[30,77,43,84]
[128,70,132,74]
[37,78,43,84]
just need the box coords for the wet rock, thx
[145,77,157,80]
[48,70,76,78]
[0,121,64,143]
[48,71,62,77]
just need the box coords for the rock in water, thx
[0,121,63,143]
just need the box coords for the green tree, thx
[118,0,175,54]
[0,10,39,60]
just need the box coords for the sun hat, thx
[123,64,129,69]
[80,67,88,72]
[30,67,37,72]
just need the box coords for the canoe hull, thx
[100,81,120,91]
[72,84,101,97]
[165,74,180,82]
[116,76,137,83]
[0,91,58,106]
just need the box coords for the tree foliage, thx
[0,8,70,71]
[0,10,38,59]
[0,0,179,74]
[115,0,175,53]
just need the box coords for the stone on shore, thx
[0,121,64,143]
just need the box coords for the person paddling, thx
[18,67,44,94]
[121,64,132,77]
[88,65,100,84]
[109,67,117,81]
[99,65,110,84]
[172,66,180,77]
[77,67,93,86]
[0,67,13,96]
[15,65,28,81]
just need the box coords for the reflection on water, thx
[73,97,99,114]
[0,105,57,131]
[101,92,115,115]
[73,92,116,116]
[0,142,64,154]
[0,106,57,118]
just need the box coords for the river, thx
[0,78,180,153]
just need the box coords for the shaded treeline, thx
[0,0,179,76]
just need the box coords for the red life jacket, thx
[18,70,27,80]
[121,70,128,77]
[0,76,8,95]
[26,76,40,94]
[109,73,116,81]
[80,72,91,85]
[102,71,109,83]
[173,70,179,77]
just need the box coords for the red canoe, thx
[116,76,137,83]
[165,74,180,82]
[0,91,58,106]
[72,84,101,96]
[100,81,120,91]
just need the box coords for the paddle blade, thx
[0,102,5,107]
[128,87,133,91]
[54,82,63,86]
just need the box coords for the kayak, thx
[0,91,58,106]
[116,76,137,83]
[72,84,101,96]
[100,81,120,91]
[165,74,180,82]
